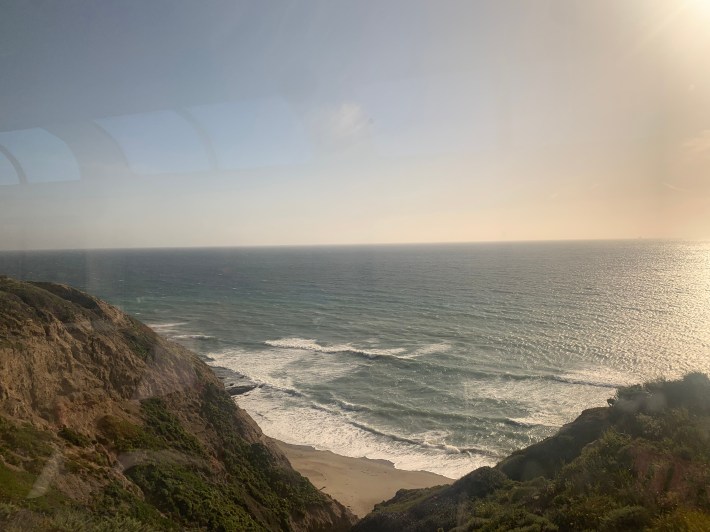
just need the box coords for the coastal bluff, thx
[0,276,355,531]
[355,373,710,531]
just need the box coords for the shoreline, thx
[272,439,454,518]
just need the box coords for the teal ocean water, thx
[2,241,709,478]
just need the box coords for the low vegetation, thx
[356,373,710,531]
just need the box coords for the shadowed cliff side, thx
[0,276,356,531]
[355,374,710,532]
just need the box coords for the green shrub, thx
[92,481,175,530]
[138,398,205,456]
[651,508,710,531]
[58,427,91,447]
[600,505,651,531]
[0,418,54,458]
[97,401,204,456]
[126,462,264,531]
[96,415,156,452]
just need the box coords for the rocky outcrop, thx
[0,276,355,531]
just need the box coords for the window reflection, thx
[0,128,80,184]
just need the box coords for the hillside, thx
[0,276,355,531]
[355,373,710,531]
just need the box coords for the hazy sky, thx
[1,0,709,249]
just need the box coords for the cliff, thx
[0,276,355,531]
[354,373,710,531]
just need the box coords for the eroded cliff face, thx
[0,277,356,531]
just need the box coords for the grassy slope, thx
[355,373,710,532]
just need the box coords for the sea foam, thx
[264,337,407,359]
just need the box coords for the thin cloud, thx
[330,102,369,138]
[311,102,371,150]
[682,130,710,159]
[662,182,690,192]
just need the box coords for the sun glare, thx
[688,0,710,16]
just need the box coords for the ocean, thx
[1,240,709,478]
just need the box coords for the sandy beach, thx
[274,439,454,518]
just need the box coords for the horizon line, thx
[0,236,698,253]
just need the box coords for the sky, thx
[1,0,710,250]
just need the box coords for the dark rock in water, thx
[0,277,356,531]
[212,365,260,397]
[226,383,259,396]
